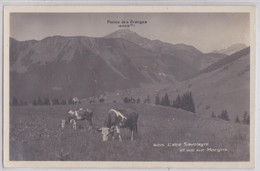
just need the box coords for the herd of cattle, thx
[62,107,139,141]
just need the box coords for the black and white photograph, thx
[3,6,256,168]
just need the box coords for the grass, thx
[10,103,249,161]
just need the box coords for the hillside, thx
[9,29,250,162]
[10,36,164,100]
[10,29,250,117]
[104,47,250,121]
[182,47,250,120]
[10,103,249,161]
[199,47,250,75]
[212,43,247,55]
[10,31,205,101]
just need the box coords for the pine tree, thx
[44,97,50,105]
[247,115,250,125]
[20,99,24,106]
[123,97,129,103]
[176,95,181,108]
[181,92,187,110]
[243,112,250,125]
[155,94,160,105]
[160,96,165,106]
[189,92,195,113]
[164,93,170,106]
[37,97,43,105]
[33,99,37,105]
[220,110,229,121]
[12,97,18,106]
[99,98,105,103]
[179,92,195,113]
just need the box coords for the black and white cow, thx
[98,108,138,141]
[67,108,93,129]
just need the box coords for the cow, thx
[66,108,93,130]
[98,108,138,141]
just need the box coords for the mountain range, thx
[211,43,247,55]
[106,29,228,70]
[10,29,249,102]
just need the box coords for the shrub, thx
[205,105,210,110]
[242,112,250,125]
[99,98,105,103]
[218,110,229,121]
[12,97,18,106]
[123,97,129,103]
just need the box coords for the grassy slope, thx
[10,103,249,161]
[184,53,249,120]
[125,52,250,122]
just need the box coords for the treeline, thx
[123,97,141,104]
[211,110,229,121]
[123,95,150,104]
[11,97,28,106]
[155,91,196,113]
[11,96,81,106]
[211,110,250,125]
[239,112,250,125]
[32,97,81,106]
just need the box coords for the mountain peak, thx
[106,29,137,37]
[105,29,152,48]
[228,43,247,49]
[105,29,146,41]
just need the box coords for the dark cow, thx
[67,108,93,129]
[98,108,138,141]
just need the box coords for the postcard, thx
[3,6,256,168]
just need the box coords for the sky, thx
[10,13,250,53]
